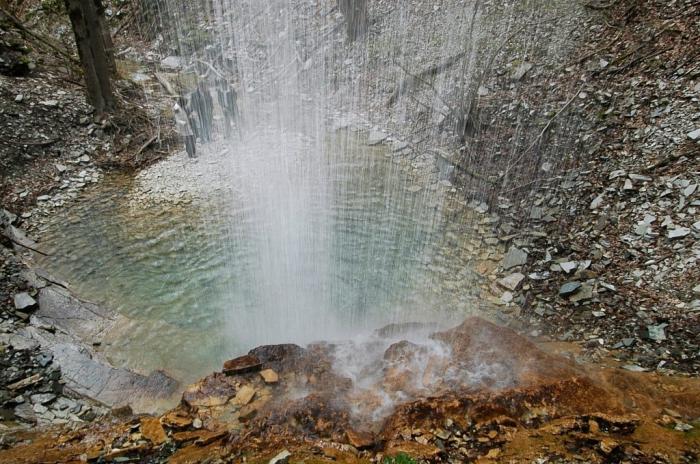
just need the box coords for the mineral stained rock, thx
[1,318,699,464]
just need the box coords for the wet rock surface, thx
[0,317,697,463]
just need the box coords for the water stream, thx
[29,0,572,384]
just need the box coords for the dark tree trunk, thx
[64,0,115,114]
[94,0,116,76]
[338,0,367,42]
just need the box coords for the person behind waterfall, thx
[216,78,240,137]
[188,82,214,143]
[173,98,196,158]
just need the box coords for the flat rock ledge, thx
[16,276,180,413]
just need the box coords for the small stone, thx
[192,418,202,429]
[32,403,48,414]
[590,195,604,209]
[683,184,697,197]
[346,429,374,449]
[600,282,616,292]
[675,422,694,432]
[559,261,577,273]
[687,128,700,141]
[40,100,58,107]
[14,403,36,423]
[559,281,582,297]
[511,62,533,81]
[37,195,50,201]
[223,354,262,375]
[501,291,513,304]
[668,227,690,239]
[259,369,279,384]
[635,214,656,236]
[15,94,23,102]
[37,352,53,367]
[13,293,36,310]
[434,429,450,440]
[599,438,619,455]
[589,419,600,433]
[367,130,387,146]
[644,324,667,342]
[629,174,652,182]
[140,417,167,445]
[569,284,593,303]
[55,163,67,173]
[529,207,543,220]
[502,246,528,270]
[160,56,182,69]
[269,450,291,464]
[392,141,409,152]
[232,385,256,406]
[622,179,634,191]
[30,393,55,405]
[497,273,525,291]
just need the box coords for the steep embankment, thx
[488,0,700,375]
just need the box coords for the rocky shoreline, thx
[1,317,698,463]
[1,209,179,430]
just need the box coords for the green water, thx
[33,138,482,384]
